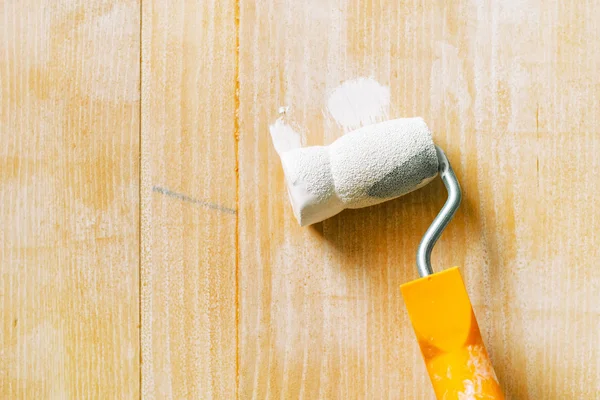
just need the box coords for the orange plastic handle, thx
[401,267,504,399]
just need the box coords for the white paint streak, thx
[326,77,390,132]
[269,118,302,155]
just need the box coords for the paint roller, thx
[273,117,504,399]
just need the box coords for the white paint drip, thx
[269,118,302,155]
[326,77,390,132]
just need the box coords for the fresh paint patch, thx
[326,77,390,132]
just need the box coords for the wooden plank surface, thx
[2,0,599,399]
[140,0,238,398]
[0,1,140,398]
[237,0,599,399]
[237,1,441,398]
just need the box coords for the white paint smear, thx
[458,380,476,400]
[326,77,390,132]
[269,117,302,155]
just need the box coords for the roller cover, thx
[401,267,504,399]
[279,118,439,226]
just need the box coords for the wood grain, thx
[2,0,599,398]
[140,0,238,398]
[0,1,140,398]
[237,0,599,399]
[238,1,436,398]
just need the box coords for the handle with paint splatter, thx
[401,267,504,399]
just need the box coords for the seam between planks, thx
[234,0,242,398]
[138,0,143,399]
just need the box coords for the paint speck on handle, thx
[326,77,390,132]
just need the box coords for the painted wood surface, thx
[0,1,140,398]
[2,0,600,399]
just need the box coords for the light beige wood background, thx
[2,0,599,399]
[1,1,140,398]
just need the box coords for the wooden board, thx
[2,0,600,398]
[0,1,140,398]
[140,0,238,398]
[236,0,599,398]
